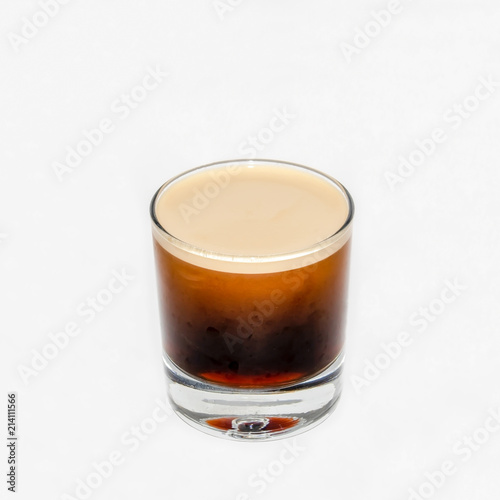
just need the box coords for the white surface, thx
[1,1,500,499]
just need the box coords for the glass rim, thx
[150,158,355,264]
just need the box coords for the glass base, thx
[163,352,344,441]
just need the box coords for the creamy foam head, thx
[151,161,353,273]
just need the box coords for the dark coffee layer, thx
[154,239,351,388]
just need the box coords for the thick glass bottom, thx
[163,351,344,441]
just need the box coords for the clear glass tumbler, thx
[150,159,354,440]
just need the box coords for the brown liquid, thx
[206,417,300,432]
[154,238,350,388]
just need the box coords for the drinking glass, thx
[150,159,354,440]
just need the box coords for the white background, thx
[1,1,500,499]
